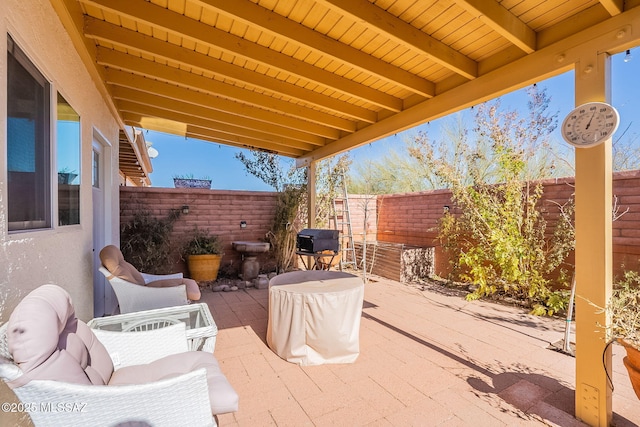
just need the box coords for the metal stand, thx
[296,250,338,270]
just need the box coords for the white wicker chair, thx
[98,266,189,313]
[98,245,202,314]
[0,323,219,426]
[0,285,238,427]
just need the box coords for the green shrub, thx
[120,208,181,273]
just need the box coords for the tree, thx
[235,151,307,272]
[235,150,305,191]
[314,154,352,228]
[349,147,430,194]
[613,124,640,171]
[349,86,574,194]
[235,150,352,272]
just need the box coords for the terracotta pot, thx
[619,339,640,400]
[187,254,221,282]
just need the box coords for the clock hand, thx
[585,111,596,129]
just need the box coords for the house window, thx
[92,149,100,188]
[57,93,80,225]
[7,35,51,232]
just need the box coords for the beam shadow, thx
[361,309,636,426]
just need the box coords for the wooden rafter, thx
[192,0,436,98]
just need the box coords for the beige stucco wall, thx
[0,0,121,325]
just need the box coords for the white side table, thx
[88,303,217,353]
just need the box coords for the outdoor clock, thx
[561,102,620,148]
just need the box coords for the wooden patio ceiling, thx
[51,0,640,170]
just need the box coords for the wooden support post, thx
[574,52,613,427]
[305,162,317,269]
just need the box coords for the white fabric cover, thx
[266,271,364,366]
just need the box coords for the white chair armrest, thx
[99,267,189,313]
[14,369,215,427]
[92,324,189,368]
[0,360,22,382]
[141,272,184,283]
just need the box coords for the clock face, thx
[561,102,620,148]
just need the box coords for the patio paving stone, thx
[200,274,640,426]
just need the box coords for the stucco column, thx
[574,53,613,426]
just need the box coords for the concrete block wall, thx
[371,171,640,280]
[120,187,278,277]
[611,170,640,276]
[344,194,377,242]
[120,169,640,281]
[375,189,455,276]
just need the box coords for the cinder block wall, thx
[371,170,640,280]
[120,169,640,281]
[611,170,640,275]
[374,189,453,276]
[344,194,377,242]
[120,187,278,276]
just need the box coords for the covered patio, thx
[205,275,639,426]
[57,1,638,422]
[3,1,640,425]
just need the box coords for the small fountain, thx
[231,241,270,283]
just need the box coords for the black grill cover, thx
[296,229,340,253]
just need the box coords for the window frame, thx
[56,92,81,227]
[7,34,53,233]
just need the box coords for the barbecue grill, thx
[296,229,340,254]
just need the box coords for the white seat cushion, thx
[109,351,239,414]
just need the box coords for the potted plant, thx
[183,227,223,282]
[173,174,212,189]
[605,271,640,399]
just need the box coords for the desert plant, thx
[235,150,308,273]
[173,173,211,180]
[419,87,575,315]
[120,208,181,273]
[183,227,223,256]
[267,185,307,273]
[173,174,212,189]
[605,271,640,349]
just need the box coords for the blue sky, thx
[147,50,638,190]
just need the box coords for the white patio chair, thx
[98,266,189,313]
[0,284,238,427]
[99,245,200,313]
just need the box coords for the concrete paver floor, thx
[202,275,639,427]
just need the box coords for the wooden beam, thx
[105,70,341,140]
[296,4,640,166]
[599,0,624,16]
[456,0,537,53]
[315,0,478,80]
[192,0,435,98]
[95,48,348,137]
[83,0,404,111]
[84,18,377,123]
[111,86,324,148]
[121,112,307,157]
